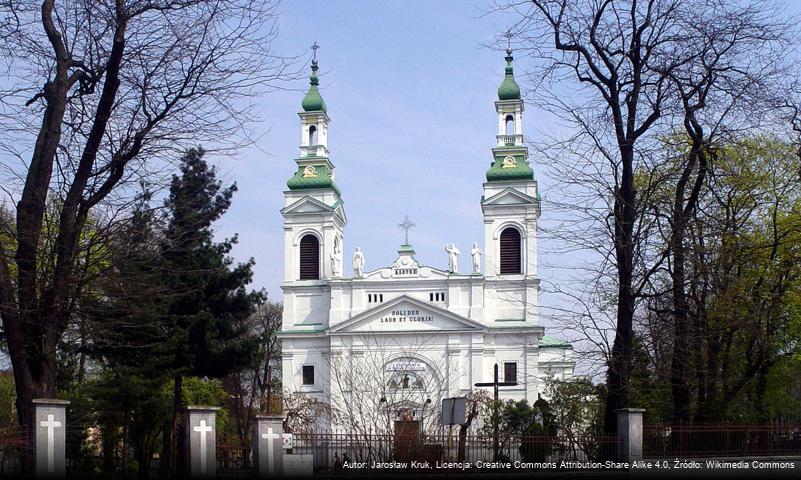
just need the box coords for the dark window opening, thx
[309,125,318,145]
[504,362,517,383]
[299,235,320,279]
[505,115,515,135]
[302,365,315,385]
[500,227,522,274]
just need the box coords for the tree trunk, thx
[670,217,691,424]
[604,152,637,436]
[159,376,183,478]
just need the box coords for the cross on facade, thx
[40,414,62,473]
[193,419,213,474]
[475,363,518,461]
[311,41,320,61]
[262,427,281,474]
[397,215,415,245]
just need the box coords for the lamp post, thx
[420,398,432,452]
[379,396,390,434]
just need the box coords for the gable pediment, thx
[481,188,536,206]
[329,295,485,334]
[281,196,333,215]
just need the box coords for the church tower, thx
[481,48,540,323]
[281,49,346,327]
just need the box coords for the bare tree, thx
[495,0,795,432]
[224,300,282,466]
[0,0,290,440]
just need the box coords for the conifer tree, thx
[157,148,261,476]
[88,148,261,477]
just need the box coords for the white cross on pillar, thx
[193,419,213,474]
[39,414,62,473]
[262,427,281,474]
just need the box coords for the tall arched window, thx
[309,125,318,145]
[499,227,522,274]
[299,234,320,279]
[505,115,515,135]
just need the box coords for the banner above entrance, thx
[386,361,426,372]
[328,296,486,334]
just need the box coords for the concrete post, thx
[253,415,284,478]
[616,408,645,463]
[33,398,70,479]
[185,406,219,478]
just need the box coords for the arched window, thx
[309,125,318,145]
[299,234,320,279]
[499,227,522,274]
[505,115,515,135]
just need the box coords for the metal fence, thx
[643,425,801,458]
[0,428,28,475]
[291,432,618,471]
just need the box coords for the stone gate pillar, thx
[185,406,219,478]
[33,398,70,479]
[253,415,283,478]
[616,408,645,463]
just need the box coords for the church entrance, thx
[393,417,421,462]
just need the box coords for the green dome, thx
[301,60,327,112]
[497,49,521,100]
[486,153,534,182]
[287,164,339,194]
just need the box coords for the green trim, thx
[301,60,327,112]
[486,153,534,181]
[287,164,341,195]
[498,50,521,100]
[398,244,415,253]
[539,335,573,349]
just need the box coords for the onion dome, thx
[497,48,521,101]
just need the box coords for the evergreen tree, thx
[157,148,261,477]
[86,148,261,477]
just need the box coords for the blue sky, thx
[218,1,538,300]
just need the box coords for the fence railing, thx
[0,428,29,476]
[643,425,801,458]
[291,432,618,471]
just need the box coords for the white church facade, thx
[278,49,574,432]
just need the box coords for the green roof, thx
[539,335,573,349]
[498,49,521,101]
[301,60,327,112]
[486,153,534,181]
[287,163,340,194]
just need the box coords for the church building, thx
[278,48,574,433]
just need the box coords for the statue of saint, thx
[471,243,483,273]
[352,247,365,277]
[331,236,342,277]
[445,243,461,273]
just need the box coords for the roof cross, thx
[397,215,415,245]
[503,30,513,52]
[311,41,320,61]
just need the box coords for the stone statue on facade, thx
[352,247,365,277]
[445,243,461,273]
[331,236,342,277]
[471,242,482,273]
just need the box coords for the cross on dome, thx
[503,30,513,53]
